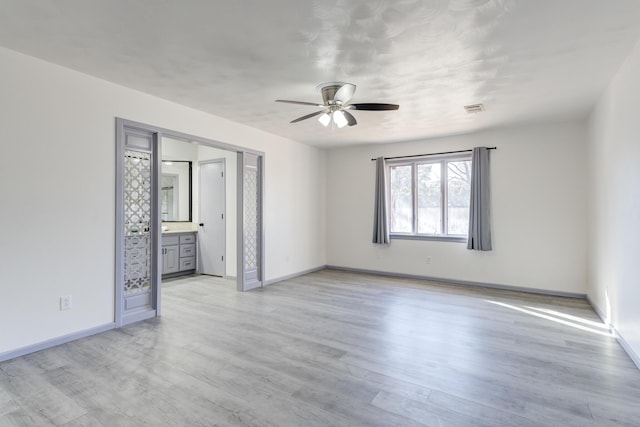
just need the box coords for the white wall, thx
[326,121,588,294]
[587,40,640,361]
[0,46,326,355]
[162,136,199,161]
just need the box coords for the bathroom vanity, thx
[162,231,197,278]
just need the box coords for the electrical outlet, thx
[60,295,72,311]
[425,256,432,265]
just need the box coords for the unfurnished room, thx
[1,1,640,426]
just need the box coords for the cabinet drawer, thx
[180,233,196,244]
[179,257,196,271]
[162,235,179,246]
[180,243,196,258]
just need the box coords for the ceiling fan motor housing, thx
[316,82,347,105]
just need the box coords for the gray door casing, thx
[237,151,264,291]
[115,122,162,326]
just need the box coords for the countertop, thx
[162,229,197,235]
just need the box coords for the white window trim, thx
[387,153,471,242]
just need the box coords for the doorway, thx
[199,159,226,277]
[115,118,264,327]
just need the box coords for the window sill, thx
[390,234,468,243]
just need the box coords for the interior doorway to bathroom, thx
[115,118,264,327]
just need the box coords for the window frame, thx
[387,153,471,242]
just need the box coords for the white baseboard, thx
[0,323,115,363]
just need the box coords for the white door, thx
[199,160,225,276]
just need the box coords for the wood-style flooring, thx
[1,270,639,426]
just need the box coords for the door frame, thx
[115,120,162,327]
[237,152,265,291]
[198,158,226,277]
[115,118,265,327]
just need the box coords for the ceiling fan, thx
[275,82,399,128]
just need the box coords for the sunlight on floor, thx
[486,300,613,337]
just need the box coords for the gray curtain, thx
[467,147,492,250]
[372,157,390,244]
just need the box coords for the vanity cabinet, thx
[161,237,180,275]
[162,232,197,278]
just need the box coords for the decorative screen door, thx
[116,120,160,326]
[237,151,263,291]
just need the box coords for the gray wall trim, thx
[586,295,640,372]
[0,323,115,363]
[325,265,587,299]
[259,155,266,287]
[115,118,125,327]
[153,132,162,317]
[116,117,265,157]
[264,266,327,286]
[236,152,244,291]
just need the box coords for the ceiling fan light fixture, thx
[318,112,331,127]
[276,82,399,128]
[333,110,348,128]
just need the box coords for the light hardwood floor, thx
[1,270,639,426]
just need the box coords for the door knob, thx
[199,223,204,227]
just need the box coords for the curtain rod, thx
[370,147,497,161]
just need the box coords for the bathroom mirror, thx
[161,160,192,222]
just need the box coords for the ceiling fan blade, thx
[343,111,357,126]
[290,110,325,123]
[350,103,400,111]
[334,83,356,105]
[276,99,324,107]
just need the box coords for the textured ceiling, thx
[1,0,640,147]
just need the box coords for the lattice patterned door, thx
[118,125,159,325]
[238,152,263,291]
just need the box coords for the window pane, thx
[389,165,413,233]
[417,163,441,234]
[447,160,471,235]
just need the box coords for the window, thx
[388,154,471,240]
